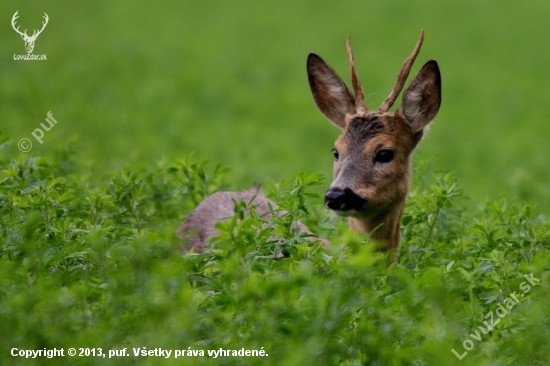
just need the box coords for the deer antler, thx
[346,35,368,114]
[11,11,28,37]
[31,13,49,38]
[379,30,424,112]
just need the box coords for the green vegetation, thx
[1,152,549,365]
[1,0,549,364]
[2,0,549,206]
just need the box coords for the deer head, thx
[11,11,49,54]
[307,31,441,250]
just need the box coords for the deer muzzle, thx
[324,187,366,213]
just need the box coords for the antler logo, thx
[11,11,49,54]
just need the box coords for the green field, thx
[2,0,549,205]
[1,1,550,365]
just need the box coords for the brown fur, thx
[180,31,441,254]
[179,190,325,253]
[307,31,441,251]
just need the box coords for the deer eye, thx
[374,149,394,163]
[332,148,339,161]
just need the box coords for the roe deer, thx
[179,30,441,253]
[179,188,316,253]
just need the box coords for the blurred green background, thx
[1,0,549,208]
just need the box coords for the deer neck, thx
[347,198,405,251]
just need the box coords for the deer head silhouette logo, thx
[11,11,49,54]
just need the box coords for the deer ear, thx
[307,53,355,128]
[400,60,441,132]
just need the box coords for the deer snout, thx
[324,187,366,212]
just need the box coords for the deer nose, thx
[324,188,366,211]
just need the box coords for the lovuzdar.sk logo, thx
[11,10,49,61]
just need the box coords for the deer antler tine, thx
[11,11,25,36]
[346,35,368,114]
[379,30,425,112]
[34,13,49,37]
